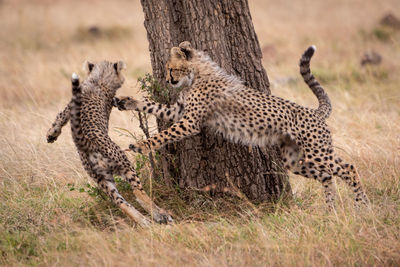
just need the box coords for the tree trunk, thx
[140,0,291,201]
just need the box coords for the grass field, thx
[1,0,399,265]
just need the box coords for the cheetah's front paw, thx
[46,127,61,143]
[112,97,120,108]
[113,96,138,111]
[129,142,151,154]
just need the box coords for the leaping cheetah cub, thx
[114,42,369,209]
[46,61,172,226]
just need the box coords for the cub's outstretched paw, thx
[47,135,58,143]
[113,96,138,111]
[129,142,151,154]
[112,97,120,108]
[46,127,61,143]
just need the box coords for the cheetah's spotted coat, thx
[46,61,172,226]
[115,42,369,208]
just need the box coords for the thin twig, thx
[138,111,157,181]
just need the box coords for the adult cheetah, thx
[46,61,172,226]
[114,42,369,209]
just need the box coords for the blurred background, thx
[0,0,399,265]
[1,0,399,105]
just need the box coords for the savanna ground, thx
[1,0,399,265]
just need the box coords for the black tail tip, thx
[303,45,316,58]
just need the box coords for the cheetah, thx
[46,61,172,226]
[114,41,369,209]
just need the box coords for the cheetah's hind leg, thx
[88,152,151,227]
[292,161,337,210]
[119,165,174,224]
[93,141,173,224]
[333,157,369,208]
[98,178,151,227]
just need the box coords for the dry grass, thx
[1,0,400,266]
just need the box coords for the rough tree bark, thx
[140,0,291,201]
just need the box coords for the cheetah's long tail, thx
[299,46,332,120]
[70,73,82,142]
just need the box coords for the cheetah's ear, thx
[179,41,193,60]
[113,61,126,74]
[170,47,187,60]
[83,61,95,73]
